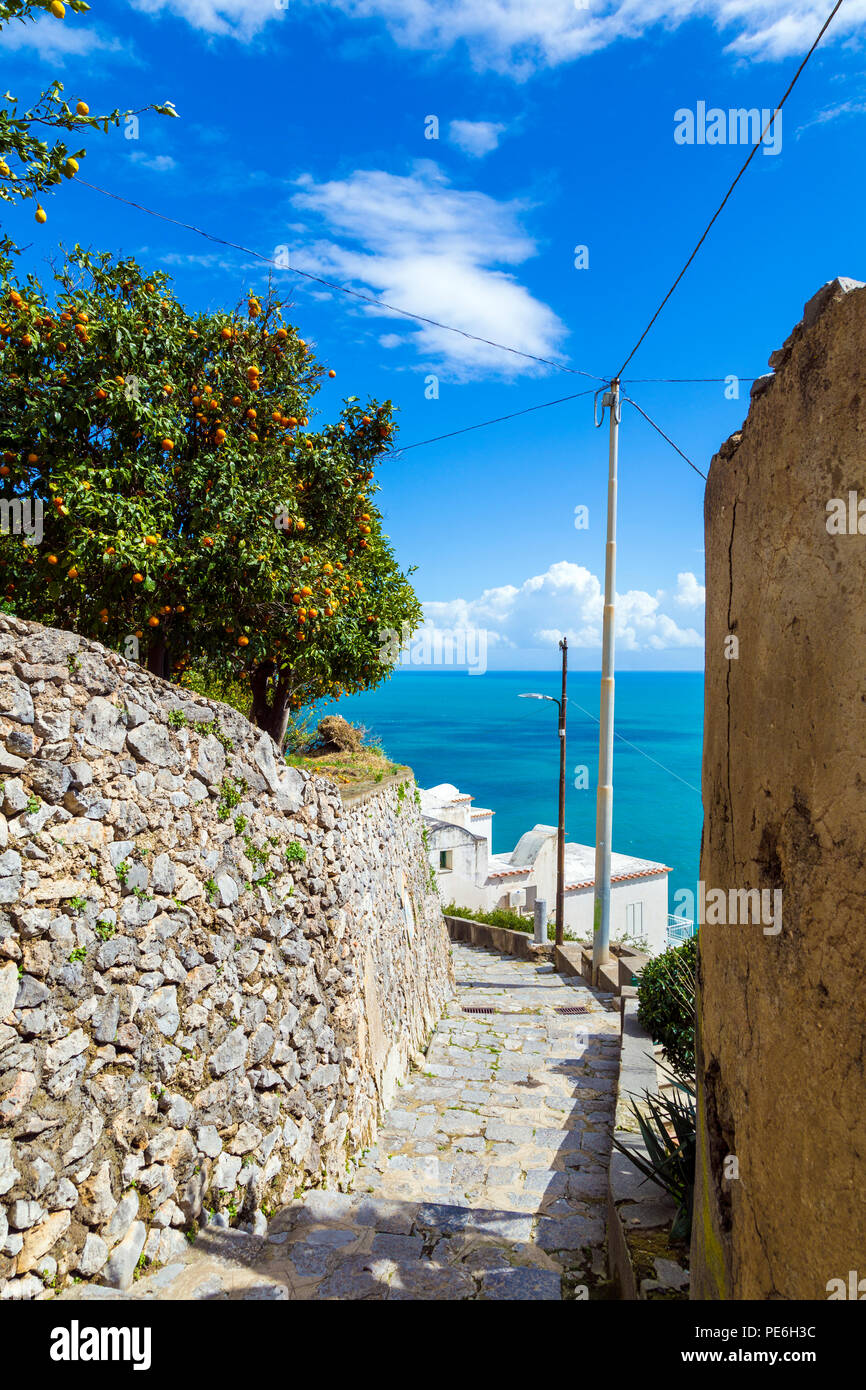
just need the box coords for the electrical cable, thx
[386,388,598,455]
[614,0,845,378]
[391,388,708,487]
[72,176,608,384]
[569,698,702,795]
[67,1,844,474]
[622,395,708,480]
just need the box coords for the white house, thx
[421,782,676,955]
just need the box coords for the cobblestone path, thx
[63,943,621,1302]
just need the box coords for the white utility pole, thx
[592,379,621,983]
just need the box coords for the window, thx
[625,901,645,939]
[439,850,453,871]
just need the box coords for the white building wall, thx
[561,873,669,953]
[561,887,595,939]
[440,797,473,831]
[422,787,670,951]
[437,871,495,913]
[436,870,529,915]
[469,814,494,853]
[427,823,487,885]
[615,874,669,954]
[520,834,558,908]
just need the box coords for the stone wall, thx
[0,614,452,1299]
[692,277,866,1299]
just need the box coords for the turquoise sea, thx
[316,671,704,905]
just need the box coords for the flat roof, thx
[563,842,670,880]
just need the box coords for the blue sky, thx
[3,0,865,668]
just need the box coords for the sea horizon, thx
[315,669,704,911]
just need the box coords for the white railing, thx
[666,914,696,945]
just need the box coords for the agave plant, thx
[613,1067,696,1240]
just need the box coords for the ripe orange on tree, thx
[0,247,421,742]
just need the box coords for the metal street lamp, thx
[518,637,568,946]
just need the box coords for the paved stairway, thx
[64,942,621,1301]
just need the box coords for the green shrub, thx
[443,901,567,942]
[636,934,697,1077]
[445,902,530,931]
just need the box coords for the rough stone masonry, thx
[693,277,866,1299]
[0,614,452,1299]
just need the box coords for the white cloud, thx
[132,0,273,37]
[288,163,566,378]
[420,560,703,656]
[0,16,125,63]
[670,571,706,608]
[130,1,866,73]
[449,119,506,157]
[130,152,178,172]
[796,98,866,136]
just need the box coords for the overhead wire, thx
[614,0,845,378]
[66,0,845,481]
[386,388,598,455]
[72,176,608,383]
[622,376,756,384]
[569,698,702,796]
[621,395,708,481]
[73,176,762,391]
[68,179,715,481]
[388,388,707,488]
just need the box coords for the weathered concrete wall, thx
[0,614,452,1298]
[692,277,866,1300]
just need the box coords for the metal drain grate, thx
[556,1005,590,1015]
[462,1005,497,1014]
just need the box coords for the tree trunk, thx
[147,636,167,679]
[250,660,292,750]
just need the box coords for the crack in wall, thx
[725,498,738,872]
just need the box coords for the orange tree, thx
[0,246,422,747]
[1,1,178,226]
